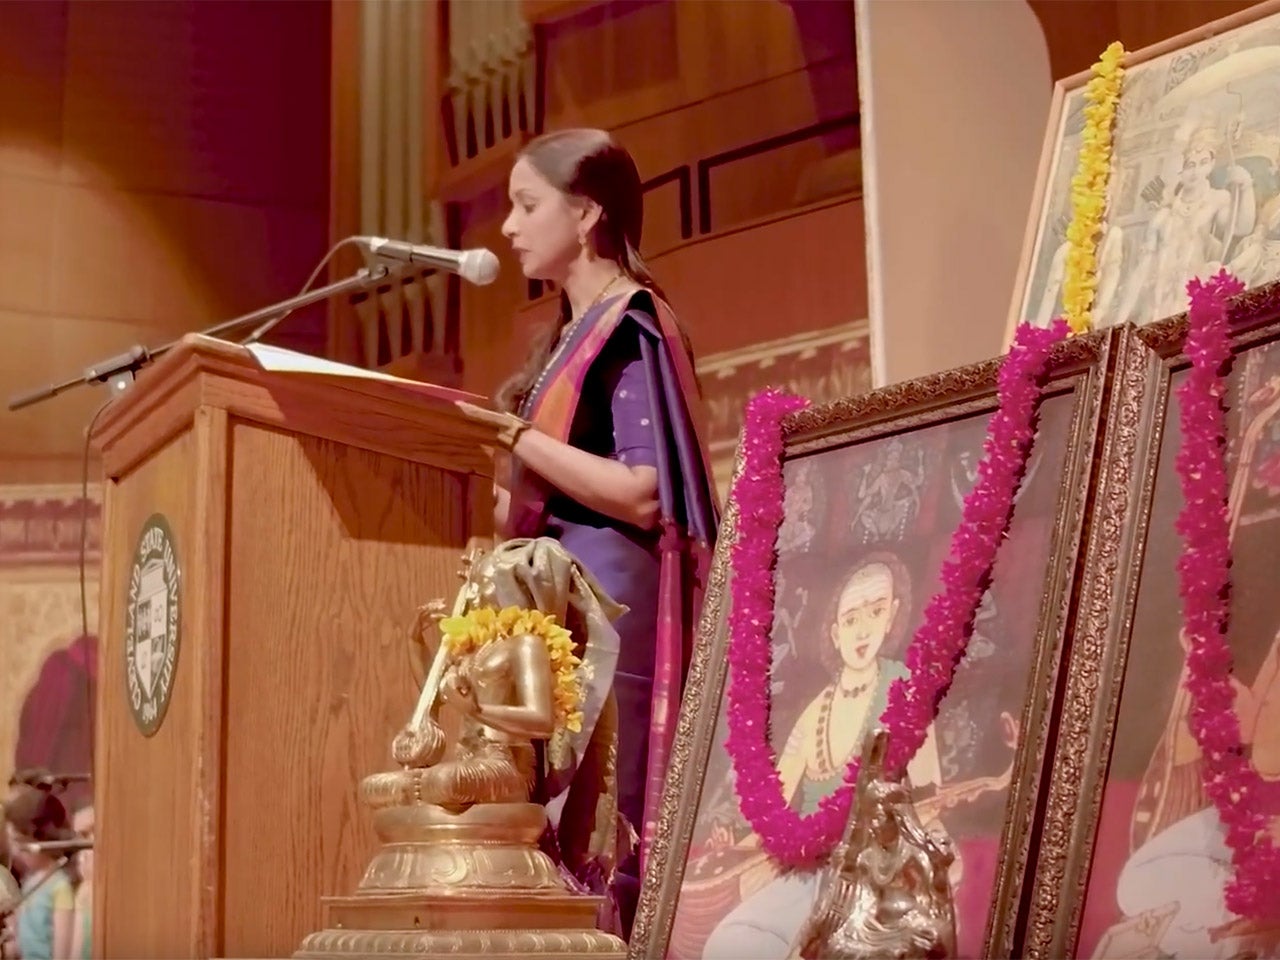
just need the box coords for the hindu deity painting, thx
[1078,337,1280,960]
[662,388,1083,960]
[1016,9,1280,335]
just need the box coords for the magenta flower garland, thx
[724,319,1069,868]
[1175,270,1280,921]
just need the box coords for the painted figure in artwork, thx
[774,559,944,813]
[671,547,1024,960]
[662,387,1087,960]
[852,441,926,543]
[1094,365,1280,959]
[1100,629,1280,960]
[1032,217,1127,328]
[1022,19,1280,332]
[1227,194,1280,289]
[697,555,948,959]
[1116,124,1258,327]
[777,462,820,555]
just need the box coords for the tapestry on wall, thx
[696,320,873,497]
[0,483,101,810]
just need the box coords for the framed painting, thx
[1008,0,1280,342]
[630,330,1117,959]
[1023,284,1280,960]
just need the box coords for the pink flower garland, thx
[1175,270,1280,921]
[724,319,1069,868]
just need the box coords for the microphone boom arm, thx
[8,265,393,412]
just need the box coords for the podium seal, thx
[125,513,182,736]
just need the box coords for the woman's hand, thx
[455,400,530,451]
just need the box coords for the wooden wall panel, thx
[48,189,328,329]
[327,0,367,364]
[541,0,813,135]
[0,0,330,483]
[1025,0,1121,80]
[1114,0,1261,47]
[58,0,329,205]
[1028,0,1262,80]
[656,199,868,357]
[444,0,862,402]
[0,1,68,179]
[618,58,858,234]
[0,172,59,315]
[467,197,867,400]
[0,307,171,484]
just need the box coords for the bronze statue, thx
[365,553,558,811]
[295,538,628,959]
[790,729,957,960]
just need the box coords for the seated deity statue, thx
[357,537,632,910]
[790,730,957,960]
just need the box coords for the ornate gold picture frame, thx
[631,331,1118,959]
[1025,287,1280,960]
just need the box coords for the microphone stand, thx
[7,264,392,412]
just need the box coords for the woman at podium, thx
[463,127,718,934]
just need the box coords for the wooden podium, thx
[90,335,497,959]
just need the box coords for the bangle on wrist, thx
[497,415,531,451]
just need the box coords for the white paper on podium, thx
[246,344,413,385]
[244,343,483,406]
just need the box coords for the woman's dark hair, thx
[496,128,694,413]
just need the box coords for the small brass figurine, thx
[295,538,628,959]
[790,729,957,960]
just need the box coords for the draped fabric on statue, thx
[512,289,719,863]
[446,537,628,881]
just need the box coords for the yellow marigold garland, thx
[439,606,585,733]
[1062,41,1125,335]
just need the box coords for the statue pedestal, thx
[295,892,622,958]
[293,800,625,959]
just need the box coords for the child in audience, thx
[69,807,92,960]
[3,786,75,959]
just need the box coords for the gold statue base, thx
[294,801,625,959]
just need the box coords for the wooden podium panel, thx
[92,336,495,959]
[95,426,204,953]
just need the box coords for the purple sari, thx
[511,289,718,924]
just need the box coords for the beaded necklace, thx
[521,273,626,412]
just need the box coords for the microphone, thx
[354,237,500,286]
[17,839,93,854]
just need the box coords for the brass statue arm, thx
[392,555,477,769]
[472,704,555,740]
[443,634,556,740]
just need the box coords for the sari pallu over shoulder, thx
[513,289,720,863]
